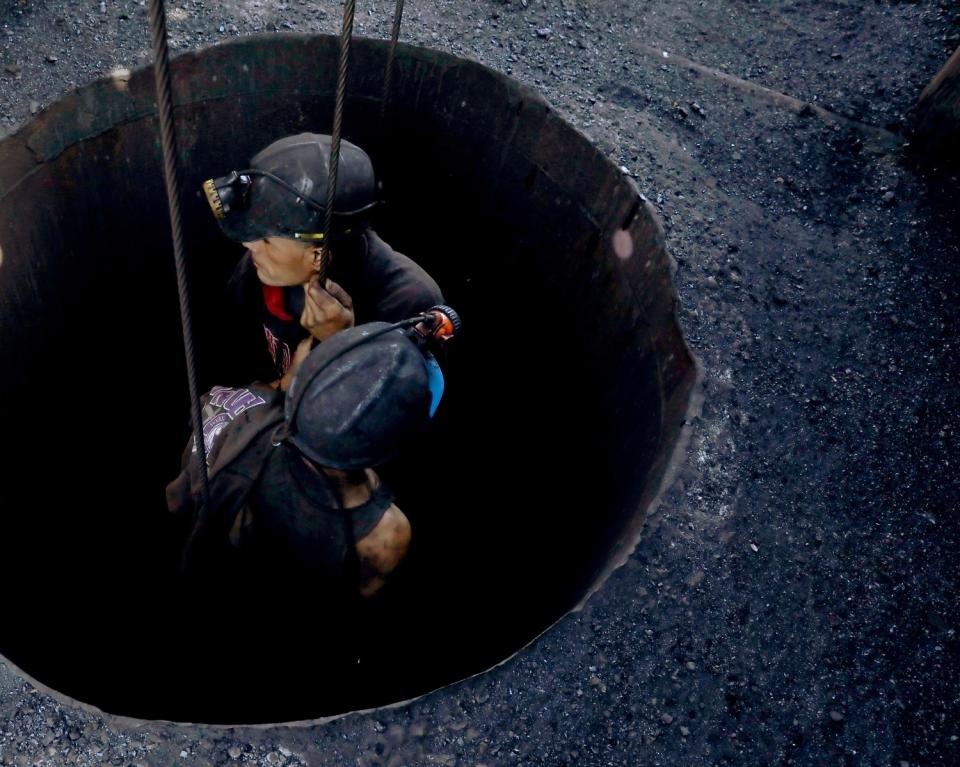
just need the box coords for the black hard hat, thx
[283,323,432,470]
[203,133,377,244]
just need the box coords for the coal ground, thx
[2,1,960,766]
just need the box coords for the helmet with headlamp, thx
[203,133,378,244]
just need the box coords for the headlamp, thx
[202,171,254,220]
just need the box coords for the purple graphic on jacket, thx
[207,386,267,417]
[192,386,268,463]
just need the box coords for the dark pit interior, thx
[0,35,699,724]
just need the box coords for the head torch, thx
[203,172,253,220]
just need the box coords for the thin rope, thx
[379,0,406,127]
[147,0,211,512]
[318,0,357,283]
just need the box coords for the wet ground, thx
[2,1,959,766]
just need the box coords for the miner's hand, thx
[300,276,355,342]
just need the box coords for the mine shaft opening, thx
[0,35,698,724]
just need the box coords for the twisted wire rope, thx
[318,0,358,283]
[147,0,211,513]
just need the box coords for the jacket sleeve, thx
[360,230,445,322]
[164,428,263,573]
[165,436,198,518]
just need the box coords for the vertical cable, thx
[147,0,211,511]
[379,0,406,127]
[318,0,357,283]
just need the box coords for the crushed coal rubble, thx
[2,1,960,765]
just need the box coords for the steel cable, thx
[379,0,406,127]
[147,0,211,513]
[318,0,357,283]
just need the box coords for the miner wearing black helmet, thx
[166,312,457,597]
[204,132,444,385]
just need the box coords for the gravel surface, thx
[2,1,960,766]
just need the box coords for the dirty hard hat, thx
[283,322,433,470]
[203,133,377,244]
